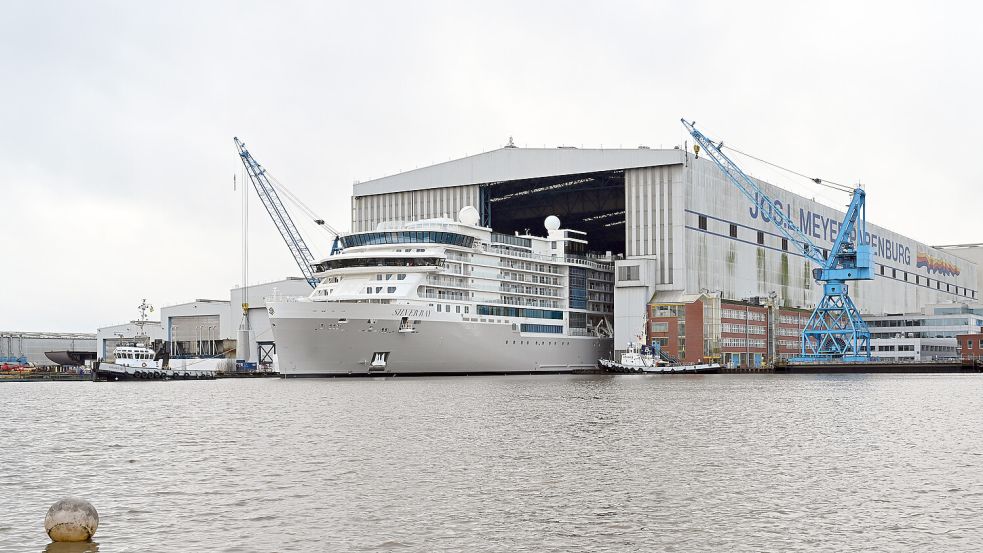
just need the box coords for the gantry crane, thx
[234,137,327,289]
[681,119,873,362]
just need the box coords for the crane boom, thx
[234,137,319,288]
[682,120,826,265]
[681,119,873,362]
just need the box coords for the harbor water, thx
[2,374,982,552]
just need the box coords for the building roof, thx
[649,290,715,305]
[353,147,686,197]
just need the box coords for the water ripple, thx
[1,374,982,551]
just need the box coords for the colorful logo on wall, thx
[916,251,960,276]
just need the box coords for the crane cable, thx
[721,144,855,194]
[265,171,343,237]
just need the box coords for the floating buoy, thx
[44,497,98,542]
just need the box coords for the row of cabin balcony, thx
[422,282,565,299]
[479,243,615,271]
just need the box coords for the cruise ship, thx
[267,206,615,376]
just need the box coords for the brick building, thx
[647,291,811,367]
[957,333,983,361]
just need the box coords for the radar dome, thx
[458,206,480,226]
[544,215,561,231]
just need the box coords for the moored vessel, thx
[92,300,216,381]
[598,342,721,374]
[268,207,615,376]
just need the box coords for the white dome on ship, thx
[544,215,561,231]
[458,206,480,226]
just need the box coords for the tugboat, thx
[598,342,720,374]
[92,300,216,382]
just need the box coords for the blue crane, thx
[681,119,873,362]
[234,137,322,288]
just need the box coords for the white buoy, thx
[44,498,98,542]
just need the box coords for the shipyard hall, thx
[346,143,981,367]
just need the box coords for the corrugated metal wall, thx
[625,166,677,284]
[678,158,979,313]
[351,185,480,232]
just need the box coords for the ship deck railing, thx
[478,245,614,271]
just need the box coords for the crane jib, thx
[234,137,320,289]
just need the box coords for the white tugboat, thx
[598,342,721,374]
[92,300,217,381]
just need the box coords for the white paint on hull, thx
[269,300,612,375]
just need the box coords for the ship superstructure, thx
[267,207,614,375]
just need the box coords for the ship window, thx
[445,305,450,312]
[397,274,407,280]
[386,274,393,280]
[387,287,396,293]
[437,304,442,312]
[375,287,383,293]
[366,287,372,294]
[376,274,383,280]
[417,248,425,252]
[465,306,469,314]
[455,306,461,313]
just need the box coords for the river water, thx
[1,374,982,552]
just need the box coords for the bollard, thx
[44,498,99,542]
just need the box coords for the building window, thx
[781,238,788,251]
[651,322,669,332]
[892,268,897,279]
[618,265,640,281]
[698,215,707,230]
[757,231,764,245]
[729,224,738,238]
[937,281,941,290]
[969,340,974,349]
[880,265,885,276]
[520,324,563,334]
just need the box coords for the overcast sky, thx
[2,0,980,332]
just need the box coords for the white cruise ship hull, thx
[268,300,613,376]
